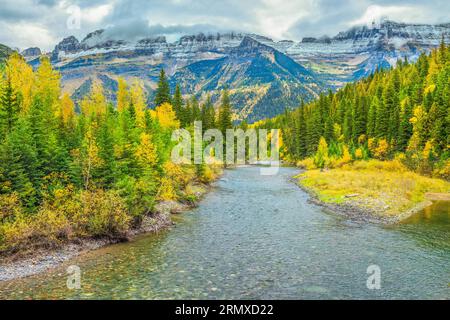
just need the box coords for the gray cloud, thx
[0,0,449,51]
[100,19,234,43]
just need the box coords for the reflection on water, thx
[0,167,449,300]
[397,201,450,252]
[404,201,450,226]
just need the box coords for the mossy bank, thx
[296,160,450,224]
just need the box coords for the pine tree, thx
[398,97,413,151]
[352,95,367,142]
[218,88,233,135]
[297,106,307,158]
[0,78,20,135]
[96,109,117,188]
[190,96,201,122]
[201,95,215,131]
[172,84,185,125]
[367,96,378,137]
[154,69,171,107]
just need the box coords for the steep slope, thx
[40,20,449,122]
[171,36,320,122]
[50,33,323,122]
[274,20,450,86]
[0,44,15,64]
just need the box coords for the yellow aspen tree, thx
[374,139,389,160]
[130,80,147,128]
[408,106,427,152]
[341,145,352,163]
[314,137,329,169]
[81,82,107,117]
[59,93,76,126]
[151,102,180,129]
[35,56,61,111]
[426,51,440,86]
[117,77,130,112]
[5,53,34,113]
[91,82,107,116]
[135,132,158,169]
[82,128,103,190]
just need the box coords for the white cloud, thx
[82,4,114,24]
[1,23,57,51]
[253,0,315,39]
[351,4,422,27]
[0,0,448,50]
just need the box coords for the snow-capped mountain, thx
[26,20,450,122]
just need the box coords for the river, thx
[0,166,449,299]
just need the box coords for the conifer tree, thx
[0,78,20,135]
[218,88,233,135]
[172,84,184,125]
[190,96,201,122]
[201,95,215,131]
[154,69,171,107]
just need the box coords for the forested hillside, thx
[262,40,450,179]
[0,53,230,254]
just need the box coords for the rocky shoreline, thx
[0,183,213,282]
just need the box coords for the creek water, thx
[0,166,448,299]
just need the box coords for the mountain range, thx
[11,20,450,122]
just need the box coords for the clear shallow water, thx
[0,166,449,299]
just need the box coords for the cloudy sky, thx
[1,0,449,51]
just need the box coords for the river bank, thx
[0,181,215,282]
[295,160,450,224]
[1,166,448,299]
[298,184,434,224]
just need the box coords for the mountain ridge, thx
[12,20,450,122]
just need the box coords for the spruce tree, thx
[190,96,201,122]
[0,78,20,135]
[218,88,233,135]
[398,97,413,151]
[367,97,378,137]
[172,84,184,125]
[201,95,215,131]
[154,69,171,107]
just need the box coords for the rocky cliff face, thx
[0,44,15,63]
[277,20,450,86]
[43,20,449,122]
[21,47,41,59]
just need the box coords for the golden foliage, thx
[152,102,180,129]
[59,93,76,125]
[135,133,158,167]
[313,137,329,169]
[130,80,147,128]
[81,82,107,117]
[355,148,363,159]
[35,56,61,110]
[157,177,177,201]
[117,77,130,112]
[373,139,389,160]
[5,53,34,112]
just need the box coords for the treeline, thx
[0,54,230,253]
[261,41,450,179]
[153,69,233,133]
